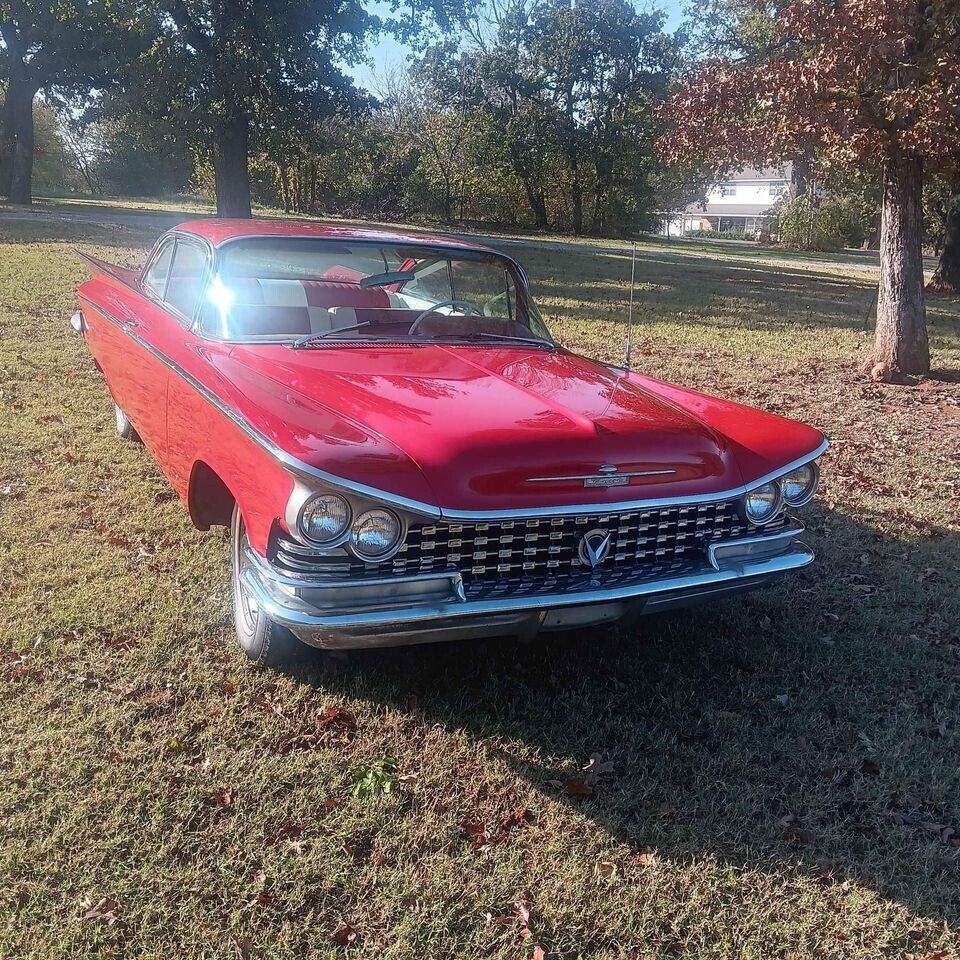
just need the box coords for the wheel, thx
[230,506,306,666]
[114,402,139,441]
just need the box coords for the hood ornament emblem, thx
[526,467,676,487]
[579,529,613,569]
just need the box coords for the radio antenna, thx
[624,241,637,371]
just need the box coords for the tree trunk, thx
[928,196,960,295]
[2,77,38,204]
[277,163,290,213]
[0,94,13,198]
[519,174,548,230]
[212,110,252,218]
[790,154,811,199]
[869,152,929,380]
[591,156,614,235]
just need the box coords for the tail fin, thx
[75,249,139,288]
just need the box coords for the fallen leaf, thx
[332,923,358,947]
[460,806,533,851]
[861,760,881,777]
[632,848,658,867]
[266,821,304,846]
[563,778,594,797]
[80,895,119,924]
[210,787,233,808]
[317,706,357,731]
[581,752,615,787]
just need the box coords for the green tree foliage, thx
[681,0,776,60]
[85,109,196,197]
[114,0,372,217]
[0,0,131,203]
[113,0,480,218]
[413,0,680,235]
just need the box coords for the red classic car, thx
[72,220,827,664]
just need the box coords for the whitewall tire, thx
[114,402,139,441]
[230,506,306,667]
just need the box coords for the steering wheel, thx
[408,299,484,336]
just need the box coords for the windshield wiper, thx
[292,321,371,348]
[433,332,554,347]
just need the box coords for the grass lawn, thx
[1,216,959,960]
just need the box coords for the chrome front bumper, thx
[243,524,813,649]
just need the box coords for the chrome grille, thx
[273,502,784,585]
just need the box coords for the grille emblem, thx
[578,529,613,568]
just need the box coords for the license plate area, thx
[542,600,629,629]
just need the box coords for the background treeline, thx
[1,0,957,278]
[1,0,699,235]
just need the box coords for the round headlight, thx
[350,509,402,560]
[299,494,351,544]
[780,462,819,507]
[743,481,782,525]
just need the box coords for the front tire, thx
[231,507,306,666]
[114,402,139,441]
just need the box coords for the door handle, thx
[121,316,140,329]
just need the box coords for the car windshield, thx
[197,238,554,346]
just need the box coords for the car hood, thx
[216,344,768,513]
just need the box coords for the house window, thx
[770,183,788,198]
[720,185,737,197]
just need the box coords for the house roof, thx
[726,163,792,182]
[683,202,781,217]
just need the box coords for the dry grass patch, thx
[0,217,958,959]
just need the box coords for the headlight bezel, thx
[297,493,353,546]
[742,480,784,526]
[285,478,412,561]
[350,507,404,561]
[779,461,820,508]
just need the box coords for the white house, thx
[660,164,792,238]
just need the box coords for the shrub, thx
[778,195,874,251]
[685,228,750,241]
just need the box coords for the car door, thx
[128,235,211,463]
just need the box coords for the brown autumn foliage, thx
[658,0,960,381]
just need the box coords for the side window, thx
[143,241,174,298]
[165,240,208,322]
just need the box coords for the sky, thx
[348,0,687,92]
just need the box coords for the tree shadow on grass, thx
[0,218,161,250]
[285,503,960,933]
[524,247,882,335]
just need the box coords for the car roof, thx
[172,218,501,256]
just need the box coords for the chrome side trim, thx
[78,290,829,523]
[245,545,456,590]
[77,292,443,520]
